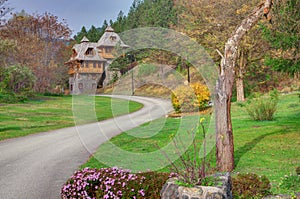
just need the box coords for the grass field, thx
[82,93,300,194]
[0,95,143,141]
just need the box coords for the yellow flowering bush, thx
[171,82,210,113]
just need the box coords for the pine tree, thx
[87,25,101,42]
[74,26,88,43]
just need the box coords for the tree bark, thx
[236,49,246,102]
[236,76,245,102]
[215,0,273,172]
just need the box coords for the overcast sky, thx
[7,0,133,35]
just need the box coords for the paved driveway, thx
[0,95,172,199]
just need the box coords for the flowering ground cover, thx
[61,167,174,199]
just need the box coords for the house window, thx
[70,84,73,91]
[93,62,97,68]
[105,48,112,53]
[92,74,97,80]
[110,36,117,41]
[85,48,94,56]
[98,63,102,68]
[78,83,83,90]
[92,83,97,89]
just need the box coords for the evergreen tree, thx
[124,0,177,29]
[87,25,101,42]
[102,20,108,28]
[112,11,125,33]
[74,26,88,43]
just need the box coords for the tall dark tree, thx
[102,20,108,29]
[74,26,88,43]
[87,25,101,42]
[112,11,126,33]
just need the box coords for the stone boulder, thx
[161,173,233,199]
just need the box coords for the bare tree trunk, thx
[236,49,246,102]
[215,0,273,172]
[236,77,245,101]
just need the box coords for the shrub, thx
[0,65,35,103]
[232,173,271,199]
[171,82,210,113]
[278,174,300,195]
[0,91,32,103]
[43,92,63,97]
[0,65,35,94]
[245,90,279,121]
[136,171,171,199]
[61,167,171,199]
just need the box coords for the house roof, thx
[97,26,129,48]
[68,40,106,62]
[80,36,90,43]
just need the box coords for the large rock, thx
[161,173,233,199]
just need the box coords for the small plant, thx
[161,117,213,187]
[201,176,217,186]
[171,82,210,113]
[278,174,300,195]
[245,90,279,121]
[232,173,271,199]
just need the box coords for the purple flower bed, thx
[61,167,173,199]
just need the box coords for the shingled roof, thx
[68,37,106,62]
[97,26,129,48]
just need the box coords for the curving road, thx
[0,95,172,199]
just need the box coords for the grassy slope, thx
[0,95,143,141]
[82,93,300,193]
[232,93,300,192]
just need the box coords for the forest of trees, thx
[0,0,299,103]
[0,0,72,101]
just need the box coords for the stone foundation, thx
[69,73,102,95]
[161,173,232,199]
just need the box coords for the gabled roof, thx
[80,36,90,43]
[69,41,106,62]
[97,26,129,48]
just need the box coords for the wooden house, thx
[66,26,128,94]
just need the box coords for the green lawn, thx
[0,95,143,141]
[82,93,300,194]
